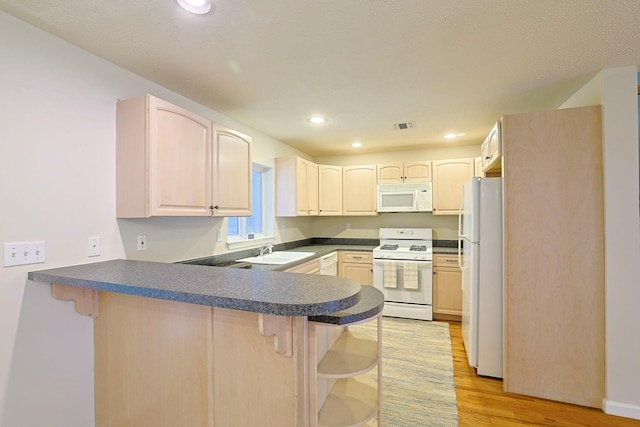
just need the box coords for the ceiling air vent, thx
[393,121,415,130]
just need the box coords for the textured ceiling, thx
[1,0,639,156]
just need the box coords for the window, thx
[227,163,273,248]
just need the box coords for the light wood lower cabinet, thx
[284,258,320,274]
[94,292,307,427]
[338,251,373,286]
[432,253,462,321]
[93,289,380,427]
[310,315,381,427]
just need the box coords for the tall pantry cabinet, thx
[502,105,604,408]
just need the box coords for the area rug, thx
[358,317,459,427]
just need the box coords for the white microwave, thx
[377,182,433,212]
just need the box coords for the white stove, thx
[373,228,433,320]
[373,228,433,260]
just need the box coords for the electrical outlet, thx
[346,223,352,230]
[216,229,222,242]
[88,237,100,257]
[3,241,46,267]
[137,235,147,251]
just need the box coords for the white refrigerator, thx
[458,177,503,378]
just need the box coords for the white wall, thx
[560,66,640,420]
[0,11,307,426]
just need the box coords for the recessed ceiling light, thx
[444,133,460,140]
[308,116,327,124]
[177,0,213,15]
[352,142,363,148]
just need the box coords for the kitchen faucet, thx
[259,242,274,255]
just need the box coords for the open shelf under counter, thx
[312,310,382,427]
[317,330,379,378]
[318,376,379,427]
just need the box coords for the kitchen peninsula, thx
[28,260,384,427]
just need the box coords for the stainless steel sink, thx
[237,251,315,265]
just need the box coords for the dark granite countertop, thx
[28,259,363,317]
[179,241,376,272]
[309,285,383,325]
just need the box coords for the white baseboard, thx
[603,399,640,421]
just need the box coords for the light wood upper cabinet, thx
[116,94,251,218]
[275,157,319,216]
[481,121,502,174]
[377,161,432,183]
[474,157,484,178]
[307,162,319,215]
[319,165,343,216]
[342,165,378,216]
[117,94,213,217]
[431,158,475,215]
[211,124,252,217]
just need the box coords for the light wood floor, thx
[446,321,640,427]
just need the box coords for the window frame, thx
[226,163,274,250]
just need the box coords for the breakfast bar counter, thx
[29,259,383,427]
[28,259,362,316]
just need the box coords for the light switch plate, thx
[3,241,46,267]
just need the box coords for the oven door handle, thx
[373,259,432,267]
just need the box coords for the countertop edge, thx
[28,259,363,317]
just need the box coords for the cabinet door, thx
[211,125,251,217]
[481,122,502,173]
[403,161,432,182]
[307,162,319,216]
[274,157,318,217]
[117,94,213,218]
[319,165,343,216]
[339,263,373,286]
[296,158,311,216]
[284,258,320,274]
[151,97,212,217]
[343,165,377,216]
[377,163,404,183]
[474,157,483,178]
[433,267,462,318]
[431,158,474,215]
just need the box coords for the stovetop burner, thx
[380,244,399,250]
[410,245,427,251]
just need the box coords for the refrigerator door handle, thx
[458,239,463,272]
[458,187,464,238]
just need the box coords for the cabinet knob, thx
[210,205,219,210]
